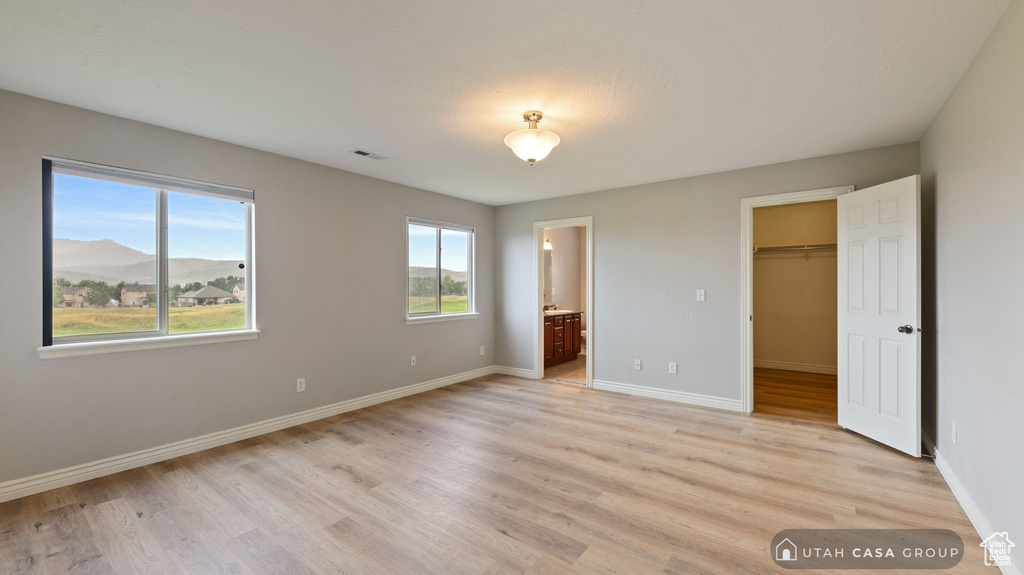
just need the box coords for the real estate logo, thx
[775,538,798,562]
[770,529,963,569]
[980,532,1014,568]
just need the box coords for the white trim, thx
[0,365,497,503]
[933,450,1023,575]
[533,216,594,389]
[48,156,254,202]
[406,216,475,234]
[739,186,853,413]
[39,329,260,359]
[592,379,743,413]
[493,366,536,379]
[406,312,479,325]
[752,360,837,375]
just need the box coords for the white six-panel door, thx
[837,175,921,457]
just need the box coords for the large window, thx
[407,218,474,321]
[43,158,254,348]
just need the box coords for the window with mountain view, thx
[407,218,474,320]
[44,158,254,346]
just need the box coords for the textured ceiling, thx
[0,0,1010,205]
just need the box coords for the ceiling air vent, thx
[350,149,386,160]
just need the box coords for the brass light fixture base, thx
[523,111,543,129]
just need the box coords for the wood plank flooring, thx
[753,367,838,425]
[543,355,586,385]
[0,374,991,574]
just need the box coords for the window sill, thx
[406,312,478,325]
[38,329,260,359]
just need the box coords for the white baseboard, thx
[934,449,1023,575]
[493,365,536,379]
[592,380,743,412]
[753,359,837,375]
[0,365,498,504]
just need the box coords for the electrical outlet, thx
[296,378,306,393]
[696,289,706,302]
[634,359,642,371]
[480,345,485,356]
[410,355,416,367]
[951,422,957,445]
[669,362,678,374]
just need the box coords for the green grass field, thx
[53,303,245,336]
[54,297,467,336]
[408,295,469,314]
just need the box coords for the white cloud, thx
[169,215,244,230]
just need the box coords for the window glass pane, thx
[52,173,158,336]
[408,224,438,314]
[440,228,470,313]
[168,191,246,333]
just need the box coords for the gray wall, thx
[0,90,495,484]
[495,143,920,398]
[920,0,1023,542]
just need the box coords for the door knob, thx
[897,325,914,334]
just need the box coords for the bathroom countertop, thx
[543,310,582,316]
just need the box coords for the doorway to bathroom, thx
[534,216,593,387]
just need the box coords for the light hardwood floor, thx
[0,374,991,574]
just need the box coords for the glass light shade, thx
[504,128,560,164]
[543,239,553,250]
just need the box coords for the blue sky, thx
[408,224,469,271]
[54,173,246,261]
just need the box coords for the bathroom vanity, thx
[544,310,582,368]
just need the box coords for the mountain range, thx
[54,238,244,286]
[408,266,469,282]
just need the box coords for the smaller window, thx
[407,218,474,320]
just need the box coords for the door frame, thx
[739,186,852,413]
[534,216,593,387]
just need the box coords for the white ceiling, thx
[0,1,1010,205]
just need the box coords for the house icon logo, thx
[776,538,798,561]
[980,532,1014,567]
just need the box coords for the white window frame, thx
[406,217,477,325]
[40,157,258,358]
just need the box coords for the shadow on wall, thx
[920,173,938,449]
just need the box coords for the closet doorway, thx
[740,187,851,421]
[534,217,593,387]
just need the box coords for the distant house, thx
[121,283,157,307]
[62,286,90,308]
[177,285,234,306]
[232,283,245,302]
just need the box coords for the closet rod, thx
[753,242,837,253]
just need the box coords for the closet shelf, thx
[753,242,837,253]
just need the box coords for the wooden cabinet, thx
[544,311,583,368]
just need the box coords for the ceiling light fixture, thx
[504,111,560,165]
